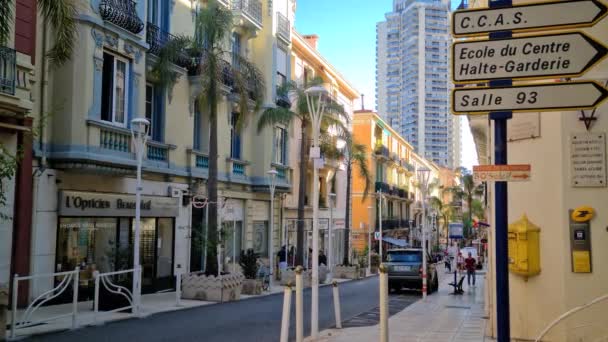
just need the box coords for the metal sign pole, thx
[489,1,512,340]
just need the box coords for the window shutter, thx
[15,0,36,63]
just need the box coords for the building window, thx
[145,83,154,137]
[230,112,241,159]
[276,48,287,87]
[231,32,241,69]
[101,52,130,126]
[147,0,159,24]
[274,127,287,165]
[253,221,269,257]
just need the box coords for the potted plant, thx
[181,223,244,302]
[370,252,380,274]
[239,249,262,295]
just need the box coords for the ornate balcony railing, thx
[375,181,390,193]
[374,145,389,158]
[146,23,192,68]
[99,0,144,34]
[99,126,131,153]
[232,161,246,176]
[232,0,263,28]
[147,142,169,161]
[276,12,290,42]
[0,46,16,95]
[276,87,291,108]
[196,155,209,169]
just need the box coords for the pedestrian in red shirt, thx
[465,252,476,287]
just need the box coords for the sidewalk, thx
[310,270,488,342]
[5,276,353,340]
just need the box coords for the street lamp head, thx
[305,85,328,97]
[131,118,150,135]
[267,168,279,178]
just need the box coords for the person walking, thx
[465,252,477,287]
[277,246,287,275]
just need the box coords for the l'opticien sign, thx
[452,32,608,83]
[452,0,608,37]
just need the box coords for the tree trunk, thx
[343,157,352,265]
[206,77,219,276]
[296,120,308,266]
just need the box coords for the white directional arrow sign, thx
[452,81,608,115]
[453,0,608,37]
[452,31,607,83]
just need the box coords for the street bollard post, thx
[332,281,342,329]
[295,266,304,342]
[280,283,293,342]
[176,269,182,307]
[379,264,389,342]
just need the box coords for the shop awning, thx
[382,236,408,247]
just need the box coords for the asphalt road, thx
[28,276,419,342]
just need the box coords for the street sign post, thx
[473,164,531,182]
[452,0,608,37]
[452,81,608,114]
[452,32,607,83]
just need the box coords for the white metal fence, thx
[11,268,80,339]
[93,267,141,323]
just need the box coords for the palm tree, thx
[449,170,484,239]
[0,0,77,66]
[153,0,264,275]
[257,78,348,266]
[429,195,454,244]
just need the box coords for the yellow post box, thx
[508,214,541,278]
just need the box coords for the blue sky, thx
[294,0,477,169]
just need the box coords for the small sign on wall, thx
[570,133,607,187]
[569,209,593,273]
[508,112,541,142]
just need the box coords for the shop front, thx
[56,191,180,299]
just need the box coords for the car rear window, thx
[387,251,422,262]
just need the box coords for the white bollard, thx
[93,271,100,325]
[72,267,80,329]
[332,281,342,329]
[280,283,293,342]
[379,264,389,342]
[176,270,182,307]
[295,266,304,342]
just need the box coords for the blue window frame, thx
[230,113,241,159]
[145,83,164,142]
[274,127,287,165]
[231,32,241,70]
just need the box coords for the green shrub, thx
[239,249,259,279]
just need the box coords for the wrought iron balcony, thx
[374,145,389,158]
[276,87,291,108]
[0,46,16,95]
[146,23,192,68]
[232,0,263,28]
[375,181,390,194]
[189,57,234,89]
[276,13,290,42]
[99,0,144,34]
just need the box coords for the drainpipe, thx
[38,19,48,167]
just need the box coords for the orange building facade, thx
[351,110,440,254]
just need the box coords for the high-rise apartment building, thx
[376,0,458,168]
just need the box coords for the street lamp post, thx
[268,169,278,287]
[416,167,431,300]
[305,85,328,338]
[377,190,384,262]
[130,118,150,314]
[367,206,373,275]
[328,193,336,281]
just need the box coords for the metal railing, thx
[232,0,263,27]
[93,267,140,322]
[276,13,290,41]
[11,268,80,339]
[146,23,192,68]
[232,162,246,176]
[0,45,16,95]
[99,0,144,34]
[374,145,390,158]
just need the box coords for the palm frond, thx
[151,34,194,90]
[257,106,296,133]
[197,0,233,47]
[231,55,266,129]
[351,142,372,199]
[39,0,78,66]
[0,1,12,45]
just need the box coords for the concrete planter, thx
[280,265,329,286]
[334,265,360,279]
[241,279,263,295]
[181,272,244,302]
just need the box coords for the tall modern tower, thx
[376,0,457,168]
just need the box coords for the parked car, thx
[386,248,439,293]
[460,247,483,270]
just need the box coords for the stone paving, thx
[308,270,489,342]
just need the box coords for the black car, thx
[386,248,439,293]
